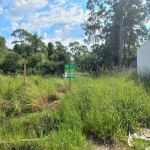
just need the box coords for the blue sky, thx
[0,0,88,49]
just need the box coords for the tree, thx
[0,36,6,49]
[81,11,103,44]
[68,41,89,66]
[13,44,23,55]
[47,42,55,57]
[55,41,70,63]
[27,33,44,53]
[55,41,67,52]
[2,52,22,74]
[11,29,31,46]
[11,29,32,58]
[82,0,150,67]
[0,36,7,60]
[28,53,43,67]
[48,41,71,74]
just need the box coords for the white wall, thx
[137,40,150,76]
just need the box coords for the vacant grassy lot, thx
[0,72,150,149]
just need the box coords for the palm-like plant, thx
[28,33,44,53]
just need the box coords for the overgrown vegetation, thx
[0,0,149,149]
[0,71,150,149]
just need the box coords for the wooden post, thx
[69,64,71,91]
[24,63,27,85]
[118,17,123,68]
[69,78,71,91]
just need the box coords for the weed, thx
[1,73,150,149]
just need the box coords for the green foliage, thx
[82,0,150,66]
[28,53,44,67]
[0,36,6,49]
[68,41,89,70]
[60,75,150,144]
[1,73,150,149]
[11,29,31,45]
[27,33,45,53]
[47,42,55,57]
[0,48,7,69]
[2,52,22,74]
[13,44,33,57]
[40,61,56,75]
[131,139,150,150]
[0,29,72,75]
[43,126,85,150]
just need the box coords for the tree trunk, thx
[118,17,124,68]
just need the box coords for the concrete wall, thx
[137,40,150,76]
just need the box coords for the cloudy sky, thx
[0,0,88,49]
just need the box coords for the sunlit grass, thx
[0,72,150,149]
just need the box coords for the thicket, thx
[0,71,150,149]
[0,28,138,76]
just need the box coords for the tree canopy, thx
[0,30,71,75]
[82,0,150,67]
[1,1,150,77]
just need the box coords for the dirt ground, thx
[93,145,128,150]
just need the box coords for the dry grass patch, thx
[29,92,61,112]
[56,83,70,93]
[47,100,60,111]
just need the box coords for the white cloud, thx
[43,24,84,47]
[4,0,86,32]
[54,29,63,38]
[2,0,88,49]
[37,29,42,35]
[5,0,48,21]
[0,5,3,15]
[43,33,48,38]
[6,24,84,49]
[52,24,74,41]
[11,22,19,30]
[5,37,14,49]
[43,33,83,47]
[55,0,69,5]
[48,3,85,24]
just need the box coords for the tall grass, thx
[65,75,150,136]
[0,75,68,117]
[0,72,150,149]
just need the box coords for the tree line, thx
[0,0,150,75]
[0,29,90,75]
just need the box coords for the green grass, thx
[0,72,150,149]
